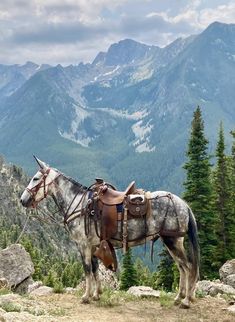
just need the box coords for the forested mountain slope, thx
[0,22,234,193]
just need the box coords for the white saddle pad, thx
[129,194,145,202]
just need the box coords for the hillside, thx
[0,22,234,193]
[0,155,78,263]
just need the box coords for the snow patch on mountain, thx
[131,65,154,82]
[93,107,148,120]
[59,104,94,147]
[93,66,120,81]
[103,65,120,76]
[132,119,155,153]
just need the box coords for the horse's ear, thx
[33,155,48,170]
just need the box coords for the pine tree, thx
[227,130,235,258]
[120,248,138,290]
[134,258,153,287]
[183,106,217,279]
[213,123,234,266]
[155,247,174,291]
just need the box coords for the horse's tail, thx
[187,207,200,281]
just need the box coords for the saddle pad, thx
[129,194,145,203]
[116,203,123,212]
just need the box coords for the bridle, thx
[25,169,110,232]
[26,167,92,226]
[26,168,59,208]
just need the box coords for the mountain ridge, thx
[0,21,234,193]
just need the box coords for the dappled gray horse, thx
[20,157,199,308]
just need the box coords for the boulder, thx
[65,287,76,294]
[197,280,235,296]
[127,286,160,298]
[0,244,34,291]
[29,286,53,296]
[219,259,235,282]
[225,274,235,289]
[227,304,235,314]
[28,281,43,294]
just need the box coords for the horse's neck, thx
[52,176,86,215]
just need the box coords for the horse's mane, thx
[53,167,88,191]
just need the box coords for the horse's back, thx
[149,190,189,233]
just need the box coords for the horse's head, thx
[20,156,60,208]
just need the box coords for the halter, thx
[26,168,58,207]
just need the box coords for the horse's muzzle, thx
[20,192,34,208]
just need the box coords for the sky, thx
[0,0,235,66]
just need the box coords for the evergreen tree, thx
[213,123,234,266]
[227,130,235,258]
[155,248,174,291]
[183,106,217,279]
[134,258,154,287]
[120,248,138,290]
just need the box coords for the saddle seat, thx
[100,181,136,205]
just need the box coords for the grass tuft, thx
[159,291,175,308]
[48,307,66,316]
[0,288,11,296]
[196,289,207,298]
[0,301,21,312]
[96,288,137,308]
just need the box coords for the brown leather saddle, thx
[93,180,151,271]
[99,181,136,205]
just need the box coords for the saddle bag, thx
[126,194,148,217]
[94,240,117,272]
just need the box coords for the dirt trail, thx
[1,293,234,322]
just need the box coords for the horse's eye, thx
[33,177,39,181]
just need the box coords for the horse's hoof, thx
[174,294,185,306]
[92,295,100,301]
[179,300,190,309]
[81,296,90,304]
[174,298,181,306]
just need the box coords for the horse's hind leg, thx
[188,260,198,303]
[162,236,191,308]
[91,255,102,300]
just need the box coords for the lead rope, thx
[14,212,30,244]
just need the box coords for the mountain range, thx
[0,21,234,194]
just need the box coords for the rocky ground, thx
[1,245,235,321]
[0,290,235,322]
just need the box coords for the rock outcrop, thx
[220,260,235,288]
[30,286,53,296]
[98,263,119,289]
[197,260,235,297]
[0,244,34,293]
[197,280,235,296]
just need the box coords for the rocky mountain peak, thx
[93,38,156,67]
[199,21,235,44]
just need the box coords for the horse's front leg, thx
[91,255,102,300]
[80,247,93,303]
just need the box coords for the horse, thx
[20,157,199,308]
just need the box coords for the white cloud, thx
[199,3,235,26]
[0,0,234,65]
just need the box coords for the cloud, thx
[199,3,235,26]
[0,0,234,65]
